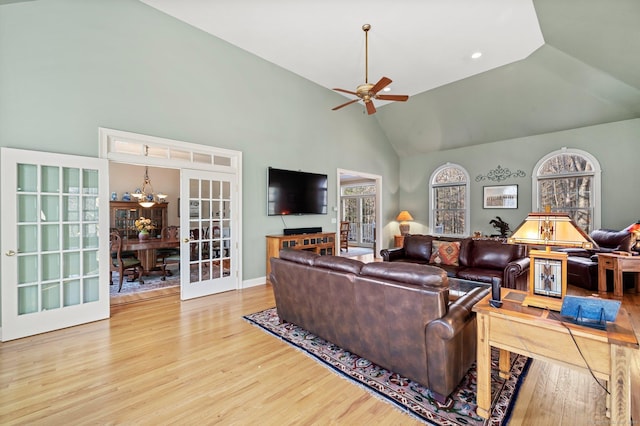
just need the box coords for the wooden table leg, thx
[498,349,511,379]
[614,261,624,298]
[476,313,491,419]
[598,260,608,294]
[609,344,631,424]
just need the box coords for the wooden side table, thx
[394,235,405,248]
[472,289,638,423]
[598,253,640,298]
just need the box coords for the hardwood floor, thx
[1,280,638,425]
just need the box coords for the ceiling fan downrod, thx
[363,24,370,84]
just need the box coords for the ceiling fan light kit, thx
[332,24,409,115]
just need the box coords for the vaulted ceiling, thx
[141,0,639,156]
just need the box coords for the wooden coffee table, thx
[598,253,640,298]
[472,289,638,424]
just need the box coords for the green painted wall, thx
[0,0,400,281]
[1,0,638,284]
[399,118,640,240]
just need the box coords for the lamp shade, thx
[507,211,595,249]
[396,211,414,222]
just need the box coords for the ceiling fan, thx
[332,24,409,115]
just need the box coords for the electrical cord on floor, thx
[548,310,610,395]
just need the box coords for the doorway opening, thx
[100,127,242,305]
[337,169,381,259]
[108,163,181,305]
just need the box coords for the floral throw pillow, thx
[429,241,461,266]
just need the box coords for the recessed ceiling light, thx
[383,87,391,92]
[471,51,482,59]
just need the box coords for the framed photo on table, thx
[483,185,518,209]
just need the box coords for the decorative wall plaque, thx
[475,165,526,182]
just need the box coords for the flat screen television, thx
[267,167,328,215]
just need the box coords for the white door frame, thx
[99,128,243,289]
[336,169,382,258]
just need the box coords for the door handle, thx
[183,238,190,243]
[5,250,16,256]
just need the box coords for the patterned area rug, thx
[244,307,530,425]
[109,273,179,295]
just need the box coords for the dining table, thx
[121,237,181,275]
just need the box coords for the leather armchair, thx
[563,229,633,290]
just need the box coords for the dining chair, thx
[157,226,181,280]
[110,227,137,259]
[110,232,144,292]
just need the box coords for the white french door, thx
[341,195,376,247]
[180,169,237,300]
[1,148,109,341]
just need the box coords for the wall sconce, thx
[396,210,414,236]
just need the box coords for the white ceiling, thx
[140,0,545,103]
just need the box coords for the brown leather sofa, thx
[269,249,490,402]
[559,229,633,290]
[380,235,530,290]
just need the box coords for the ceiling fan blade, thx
[365,100,377,115]
[370,76,392,94]
[332,98,360,111]
[376,94,409,102]
[333,88,359,96]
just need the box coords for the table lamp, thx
[396,210,414,236]
[507,208,595,311]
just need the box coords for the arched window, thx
[533,148,601,233]
[429,163,469,236]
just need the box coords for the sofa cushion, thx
[590,229,632,252]
[279,248,318,265]
[403,235,434,261]
[360,262,447,287]
[429,241,460,266]
[470,239,520,270]
[314,255,364,274]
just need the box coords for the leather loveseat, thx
[269,249,489,402]
[559,229,633,290]
[380,235,529,290]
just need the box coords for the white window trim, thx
[531,147,601,230]
[429,163,470,237]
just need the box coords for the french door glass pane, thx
[188,176,232,284]
[15,163,102,316]
[41,166,59,192]
[17,163,37,192]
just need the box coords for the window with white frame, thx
[430,164,469,236]
[534,148,601,233]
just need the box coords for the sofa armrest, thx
[380,247,406,262]
[503,257,530,290]
[424,286,489,399]
[426,287,489,340]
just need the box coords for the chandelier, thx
[131,166,167,208]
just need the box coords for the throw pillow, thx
[429,241,460,266]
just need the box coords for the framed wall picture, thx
[483,184,518,209]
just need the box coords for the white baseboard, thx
[242,276,267,289]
